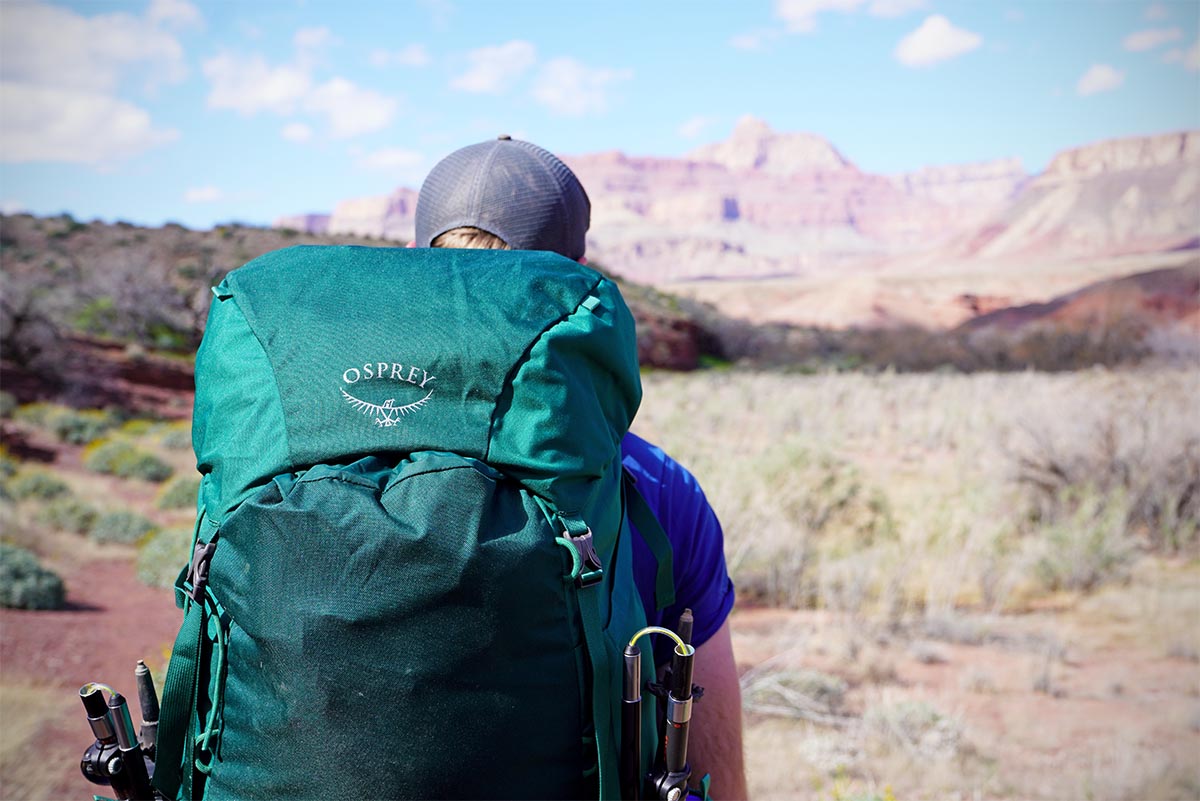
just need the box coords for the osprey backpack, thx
[151,245,674,800]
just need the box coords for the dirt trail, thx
[0,558,180,800]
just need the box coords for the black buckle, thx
[187,541,217,603]
[568,528,604,588]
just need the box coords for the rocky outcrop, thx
[1041,131,1200,178]
[324,188,419,242]
[688,115,850,174]
[274,214,330,235]
[956,264,1199,337]
[960,132,1200,260]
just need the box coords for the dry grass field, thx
[2,366,1198,799]
[634,366,1200,800]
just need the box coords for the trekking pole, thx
[108,691,155,800]
[78,666,159,801]
[621,643,643,801]
[134,660,159,761]
[624,620,698,801]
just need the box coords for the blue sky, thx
[1,0,1197,229]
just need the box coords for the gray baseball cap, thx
[415,136,591,261]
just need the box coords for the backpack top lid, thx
[193,245,642,520]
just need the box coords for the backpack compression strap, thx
[154,518,217,801]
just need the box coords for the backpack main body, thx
[154,245,659,800]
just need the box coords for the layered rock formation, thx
[961,131,1200,260]
[272,120,1198,289]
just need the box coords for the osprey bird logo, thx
[339,360,437,428]
[341,388,433,427]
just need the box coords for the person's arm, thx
[687,619,748,800]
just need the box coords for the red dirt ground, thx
[0,558,180,800]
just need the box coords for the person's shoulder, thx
[621,432,702,496]
[621,430,664,466]
[621,431,674,479]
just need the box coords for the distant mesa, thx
[272,119,1200,291]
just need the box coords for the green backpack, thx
[152,245,674,800]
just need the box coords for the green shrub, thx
[0,543,66,609]
[137,527,193,589]
[37,497,98,534]
[50,408,120,445]
[12,403,118,445]
[159,424,192,451]
[1031,489,1136,593]
[74,297,121,337]
[7,470,69,500]
[0,450,19,482]
[90,510,158,544]
[13,402,58,427]
[83,440,173,482]
[0,392,16,419]
[156,476,200,510]
[118,419,160,437]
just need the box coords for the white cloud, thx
[370,45,432,68]
[1187,39,1200,70]
[204,52,310,115]
[0,82,178,164]
[282,123,313,142]
[1123,27,1183,51]
[775,0,864,33]
[147,0,203,30]
[1076,64,1125,96]
[2,200,28,215]
[531,58,632,117]
[730,28,782,50]
[451,40,536,93]
[294,26,338,69]
[895,14,983,67]
[0,2,189,92]
[203,33,401,141]
[0,2,190,166]
[184,186,224,203]
[294,26,334,51]
[419,0,455,29]
[1145,2,1170,20]
[867,0,928,18]
[356,147,426,181]
[679,116,716,139]
[304,78,398,138]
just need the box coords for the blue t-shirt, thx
[622,432,735,668]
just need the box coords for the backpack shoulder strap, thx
[623,468,675,611]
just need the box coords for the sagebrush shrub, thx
[137,528,193,589]
[0,543,66,610]
[160,424,192,451]
[0,450,19,482]
[13,403,119,445]
[156,476,200,510]
[6,470,70,500]
[91,510,158,545]
[83,440,173,482]
[37,497,99,534]
[50,408,119,445]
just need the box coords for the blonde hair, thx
[430,227,510,250]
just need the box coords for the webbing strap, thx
[623,472,676,611]
[576,576,617,800]
[152,598,203,800]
